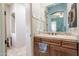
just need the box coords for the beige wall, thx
[0,4,5,56]
[32,3,47,34]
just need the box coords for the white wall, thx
[14,4,27,48]
[11,16,15,33]
[10,4,15,33]
[24,3,32,56]
[15,4,32,55]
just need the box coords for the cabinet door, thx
[50,45,61,56]
[40,43,49,56]
[34,42,49,56]
[34,45,49,56]
[34,44,40,56]
[60,47,77,56]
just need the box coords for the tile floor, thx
[7,47,26,56]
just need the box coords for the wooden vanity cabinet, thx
[34,42,40,56]
[34,37,78,56]
[34,37,50,56]
[50,45,61,56]
[60,47,77,56]
[60,41,77,56]
[49,39,61,56]
[49,40,78,56]
[34,42,49,56]
[61,41,77,49]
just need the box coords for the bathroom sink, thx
[35,33,78,42]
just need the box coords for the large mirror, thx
[32,3,68,34]
[47,3,67,32]
[50,11,64,32]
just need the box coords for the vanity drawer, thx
[34,37,40,42]
[40,38,50,43]
[62,41,77,49]
[50,39,61,46]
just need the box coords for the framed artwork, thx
[68,3,77,28]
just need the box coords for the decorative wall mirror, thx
[50,11,65,32]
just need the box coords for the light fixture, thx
[51,12,64,18]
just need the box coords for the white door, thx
[25,3,32,56]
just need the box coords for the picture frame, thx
[68,3,77,28]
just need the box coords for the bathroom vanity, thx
[33,33,79,56]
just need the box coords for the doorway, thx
[4,3,32,56]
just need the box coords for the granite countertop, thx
[34,33,79,42]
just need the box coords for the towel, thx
[39,43,48,53]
